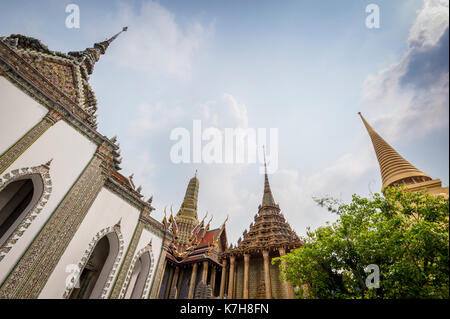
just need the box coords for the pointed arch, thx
[119,242,155,299]
[0,162,52,261]
[63,222,125,299]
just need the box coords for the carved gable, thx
[26,58,78,102]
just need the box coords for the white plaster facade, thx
[118,227,163,299]
[0,110,97,284]
[40,187,143,298]
[0,76,48,155]
[0,33,167,299]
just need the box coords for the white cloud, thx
[266,147,376,239]
[131,102,185,135]
[98,0,214,77]
[193,93,253,242]
[361,0,449,143]
[408,0,449,46]
[201,93,249,129]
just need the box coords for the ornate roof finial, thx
[44,158,53,168]
[358,112,431,190]
[222,214,229,226]
[128,173,135,189]
[263,145,267,174]
[162,206,169,229]
[95,26,128,53]
[207,215,213,226]
[101,26,128,50]
[68,26,128,76]
[261,145,276,207]
[115,218,122,229]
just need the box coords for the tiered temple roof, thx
[224,156,302,257]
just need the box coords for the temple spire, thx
[262,146,276,207]
[358,112,431,189]
[68,26,128,76]
[94,26,128,54]
[176,172,199,221]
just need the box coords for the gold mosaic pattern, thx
[27,59,77,102]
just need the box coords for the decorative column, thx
[169,266,180,298]
[149,238,171,299]
[228,255,236,298]
[109,221,143,299]
[243,253,250,299]
[278,247,294,298]
[154,259,167,298]
[202,260,209,284]
[163,266,174,299]
[175,269,184,299]
[262,250,272,299]
[210,266,216,294]
[219,259,227,298]
[187,263,198,299]
[0,109,62,174]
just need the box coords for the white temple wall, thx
[39,187,141,299]
[121,227,163,298]
[0,119,96,284]
[0,76,48,154]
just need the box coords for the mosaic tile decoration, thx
[26,59,77,102]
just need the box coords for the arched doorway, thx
[0,174,44,247]
[124,251,151,299]
[69,231,120,299]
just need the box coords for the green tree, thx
[273,187,449,299]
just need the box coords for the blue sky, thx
[1,0,448,244]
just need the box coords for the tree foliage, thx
[273,187,449,298]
